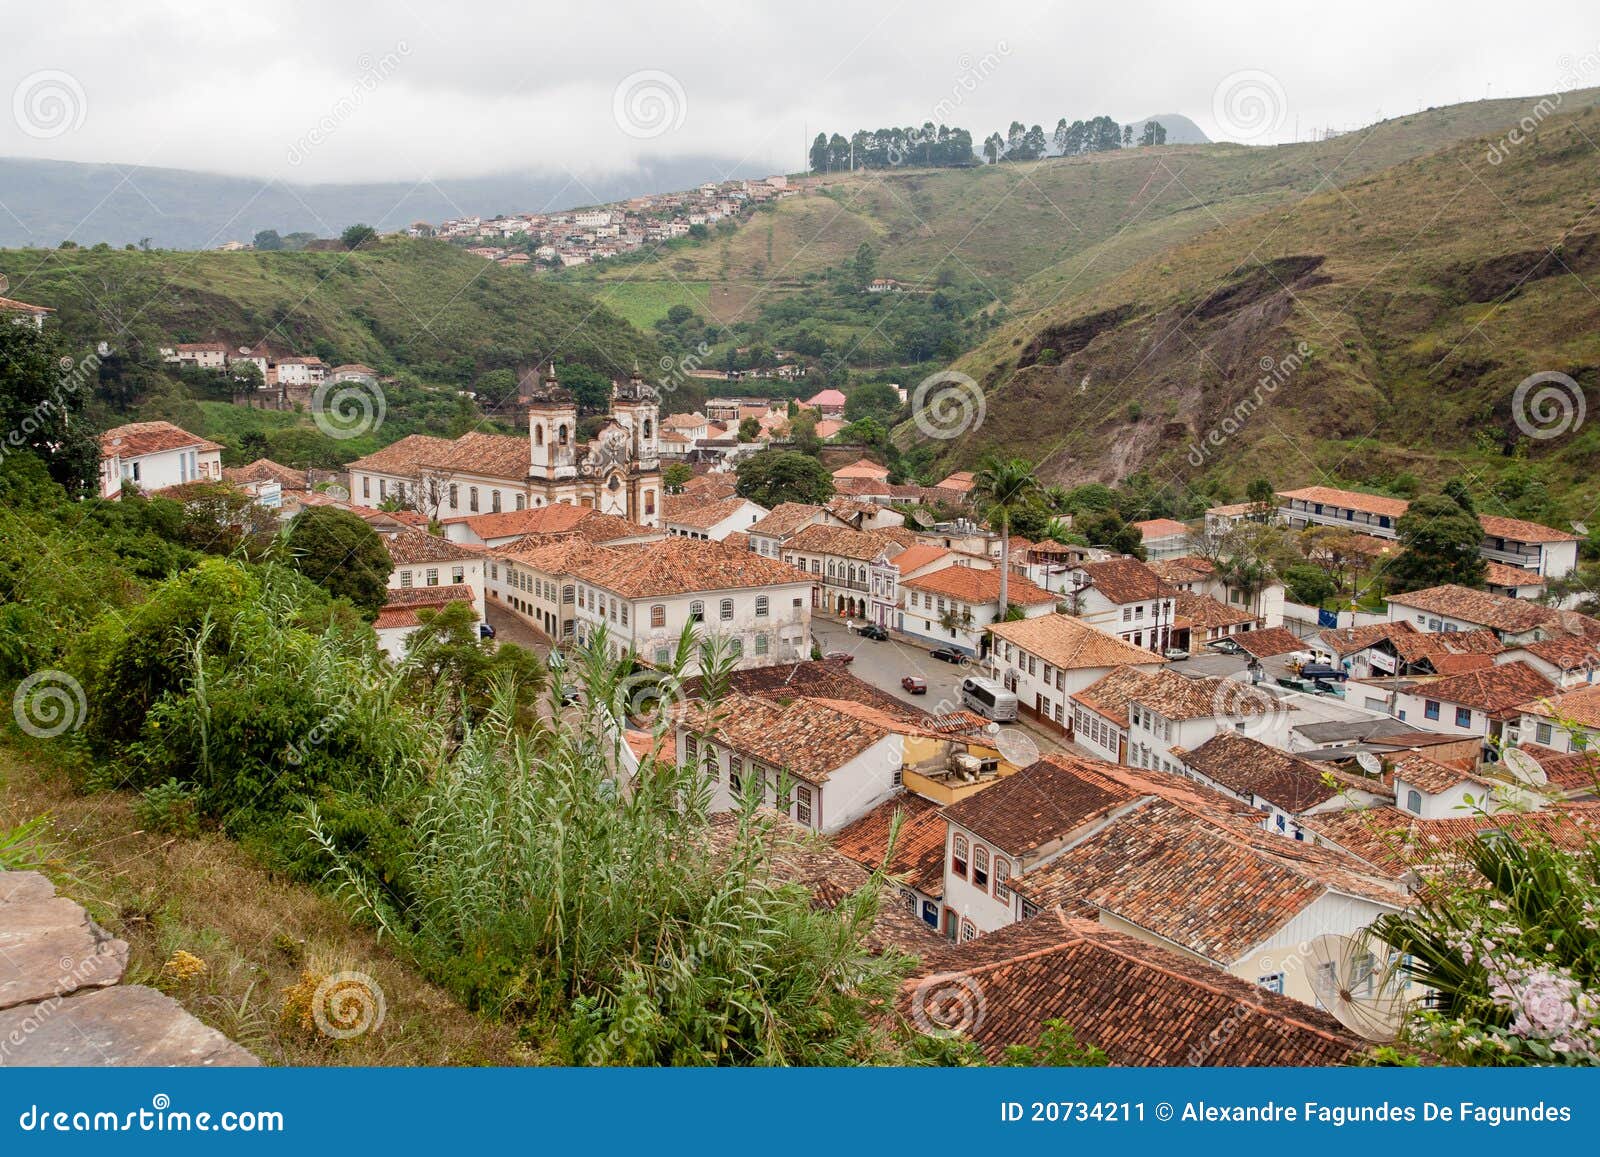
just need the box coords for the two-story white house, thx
[1514,682,1600,754]
[570,537,812,671]
[98,421,223,498]
[383,527,487,621]
[898,565,1056,657]
[1062,557,1178,653]
[781,523,918,621]
[986,613,1167,737]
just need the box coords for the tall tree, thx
[1386,492,1487,592]
[735,450,834,507]
[0,322,99,495]
[283,506,394,617]
[971,455,1040,616]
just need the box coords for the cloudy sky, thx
[5,0,1600,183]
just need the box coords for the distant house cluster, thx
[158,340,380,407]
[415,176,796,268]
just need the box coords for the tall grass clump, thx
[312,626,917,1065]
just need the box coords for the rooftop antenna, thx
[1354,751,1383,777]
[1305,933,1405,1042]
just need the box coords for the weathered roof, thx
[987,613,1165,671]
[832,793,948,899]
[99,421,222,458]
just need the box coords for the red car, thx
[825,650,855,665]
[901,675,927,695]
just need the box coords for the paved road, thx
[486,600,551,659]
[811,616,975,713]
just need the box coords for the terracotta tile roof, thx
[885,544,950,575]
[684,659,933,724]
[704,814,939,956]
[1515,745,1600,794]
[940,754,1146,856]
[831,457,891,480]
[1172,590,1257,630]
[747,502,825,539]
[934,470,974,492]
[1014,798,1405,962]
[1516,682,1600,728]
[1169,554,1217,575]
[1277,485,1408,519]
[832,793,948,898]
[174,341,229,352]
[1483,560,1547,588]
[344,433,459,475]
[1073,557,1167,604]
[1179,732,1341,812]
[1317,621,1408,657]
[1515,634,1600,675]
[383,527,486,566]
[345,430,532,481]
[662,493,760,530]
[660,411,708,429]
[1149,559,1212,585]
[1412,660,1556,719]
[0,295,53,315]
[784,522,915,561]
[494,535,613,575]
[450,505,657,544]
[1386,585,1557,634]
[1389,750,1491,795]
[681,693,893,783]
[1429,653,1496,675]
[681,473,739,500]
[1234,626,1305,658]
[1130,667,1285,722]
[580,537,810,599]
[987,613,1166,670]
[382,583,477,608]
[902,565,1055,607]
[1477,513,1579,543]
[806,388,846,407]
[1301,802,1600,878]
[722,530,750,551]
[1070,666,1157,725]
[99,421,222,458]
[903,910,1358,1065]
[222,458,304,488]
[1133,517,1190,538]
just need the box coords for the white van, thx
[960,676,1019,722]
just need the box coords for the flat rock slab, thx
[0,870,256,1067]
[0,871,128,1011]
[0,984,260,1067]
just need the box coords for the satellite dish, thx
[1305,933,1404,1042]
[1501,747,1548,786]
[1354,751,1383,777]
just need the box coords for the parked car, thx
[1209,637,1243,655]
[825,650,855,665]
[559,686,582,707]
[928,647,965,664]
[857,623,889,641]
[478,622,496,639]
[901,675,928,695]
[1162,646,1189,661]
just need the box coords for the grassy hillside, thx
[558,90,1600,337]
[937,99,1600,523]
[0,238,660,388]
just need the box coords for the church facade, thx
[345,370,663,527]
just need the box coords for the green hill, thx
[936,98,1600,523]
[558,91,1600,327]
[0,238,659,390]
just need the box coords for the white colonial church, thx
[346,369,664,526]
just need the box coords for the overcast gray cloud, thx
[4,0,1600,183]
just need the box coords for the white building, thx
[98,421,223,498]
[569,537,812,671]
[986,613,1167,738]
[1,295,54,329]
[898,564,1056,657]
[383,527,487,621]
[661,494,768,541]
[1062,557,1178,653]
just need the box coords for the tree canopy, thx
[735,450,834,508]
[283,506,394,616]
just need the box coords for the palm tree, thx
[971,455,1041,619]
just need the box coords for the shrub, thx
[135,778,201,836]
